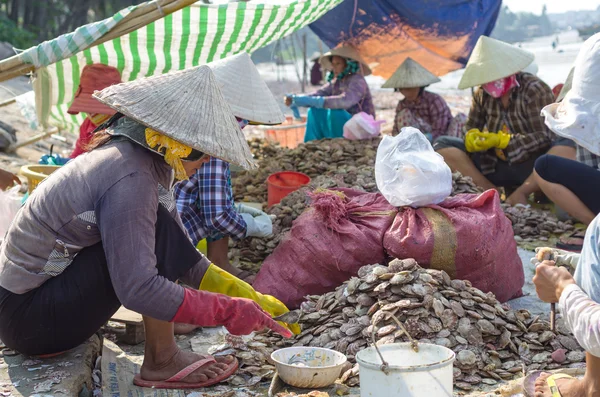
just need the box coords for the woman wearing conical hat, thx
[433,36,576,206]
[0,66,295,389]
[175,53,285,285]
[284,45,375,141]
[384,58,465,141]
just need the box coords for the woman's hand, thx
[533,261,576,303]
[0,169,20,191]
[283,95,293,107]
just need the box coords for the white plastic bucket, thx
[356,343,455,397]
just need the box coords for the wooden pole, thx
[302,33,307,93]
[0,0,199,83]
[7,127,59,153]
[0,97,16,108]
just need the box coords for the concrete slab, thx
[0,335,101,397]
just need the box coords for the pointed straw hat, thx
[93,65,256,170]
[320,45,372,76]
[541,33,600,155]
[458,36,534,89]
[207,52,285,125]
[556,67,574,102]
[382,58,441,89]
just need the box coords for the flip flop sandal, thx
[523,371,573,397]
[133,356,239,389]
[556,230,586,252]
[35,351,66,358]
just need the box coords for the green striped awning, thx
[26,0,341,133]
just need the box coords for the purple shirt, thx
[311,73,375,117]
[0,139,209,322]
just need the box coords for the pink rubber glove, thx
[172,289,293,338]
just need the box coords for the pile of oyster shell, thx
[502,204,575,242]
[270,259,584,391]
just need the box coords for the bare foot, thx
[533,372,589,397]
[506,190,529,206]
[140,347,235,384]
[173,323,200,335]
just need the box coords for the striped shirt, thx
[175,157,247,245]
[466,73,555,175]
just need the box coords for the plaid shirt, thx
[174,157,246,245]
[392,90,452,139]
[577,145,600,170]
[466,73,555,175]
[311,73,375,117]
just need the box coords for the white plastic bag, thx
[375,127,452,207]
[343,112,385,140]
[0,186,22,238]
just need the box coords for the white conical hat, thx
[556,67,574,102]
[208,52,285,125]
[93,65,257,170]
[382,58,441,89]
[458,36,534,89]
[320,45,372,76]
[542,33,600,156]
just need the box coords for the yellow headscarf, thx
[145,128,193,181]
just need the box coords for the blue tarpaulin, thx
[309,0,501,78]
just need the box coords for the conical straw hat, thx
[458,36,534,89]
[208,52,285,125]
[382,58,441,89]
[93,65,256,170]
[557,67,574,102]
[320,45,372,76]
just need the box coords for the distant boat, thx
[578,24,600,40]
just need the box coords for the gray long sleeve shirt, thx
[0,140,209,321]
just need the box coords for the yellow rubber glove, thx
[196,239,208,256]
[465,129,511,152]
[199,264,301,335]
[494,131,511,150]
[465,129,489,152]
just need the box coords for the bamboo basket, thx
[20,165,60,193]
